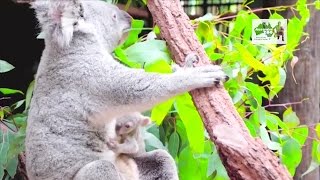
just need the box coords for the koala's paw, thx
[190,64,227,87]
[106,138,118,149]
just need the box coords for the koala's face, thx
[82,1,132,51]
[116,120,136,135]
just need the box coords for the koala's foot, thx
[186,63,227,88]
[134,149,179,180]
[173,53,227,87]
[74,160,121,180]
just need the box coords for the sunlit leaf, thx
[292,126,308,146]
[178,147,202,180]
[281,138,302,176]
[234,43,265,71]
[316,0,320,10]
[175,93,205,153]
[122,19,144,48]
[151,99,174,125]
[0,88,23,95]
[266,113,280,131]
[315,123,320,139]
[270,12,284,20]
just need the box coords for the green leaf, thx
[0,141,9,166]
[287,17,304,51]
[296,0,310,25]
[315,123,320,139]
[260,67,286,99]
[316,1,320,10]
[25,80,35,111]
[269,12,284,20]
[209,53,224,61]
[0,166,4,180]
[114,47,141,68]
[234,43,265,71]
[0,88,23,95]
[292,126,308,146]
[144,59,172,74]
[124,40,171,66]
[281,138,302,176]
[230,10,248,37]
[151,99,174,125]
[283,107,300,128]
[245,82,268,106]
[6,157,18,178]
[178,147,202,180]
[244,120,257,137]
[259,126,271,146]
[12,100,25,110]
[206,145,229,180]
[0,60,14,73]
[144,131,166,151]
[175,93,205,153]
[168,132,180,158]
[266,113,280,131]
[243,13,259,41]
[311,140,320,163]
[122,19,144,48]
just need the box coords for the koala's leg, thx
[133,149,179,180]
[73,160,121,180]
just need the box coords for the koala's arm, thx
[95,56,225,115]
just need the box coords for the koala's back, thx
[25,46,116,179]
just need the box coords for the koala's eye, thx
[112,13,117,20]
[125,124,131,129]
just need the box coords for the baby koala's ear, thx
[31,0,84,47]
[140,117,151,127]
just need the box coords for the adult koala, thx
[26,0,226,180]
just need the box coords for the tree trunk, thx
[147,0,291,179]
[273,1,320,180]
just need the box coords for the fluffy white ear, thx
[139,117,151,127]
[31,0,84,47]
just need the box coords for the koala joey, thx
[26,0,226,180]
[107,113,150,180]
[107,112,150,155]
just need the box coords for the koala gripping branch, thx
[147,0,292,179]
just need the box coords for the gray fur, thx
[26,0,226,180]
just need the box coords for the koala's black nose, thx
[122,11,132,23]
[225,75,230,81]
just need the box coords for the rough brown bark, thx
[147,0,292,179]
[273,1,320,180]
